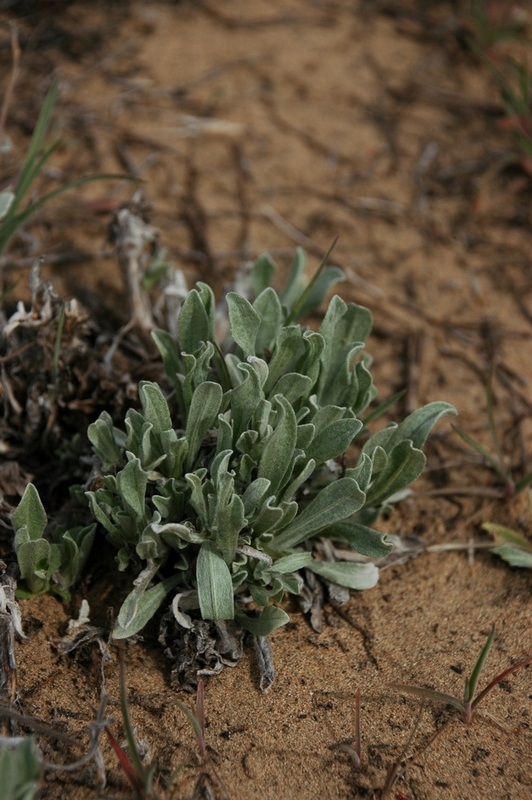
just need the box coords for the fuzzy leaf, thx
[490,546,532,568]
[212,492,247,565]
[364,441,426,508]
[58,524,97,588]
[269,553,313,573]
[196,541,235,621]
[13,484,47,542]
[0,736,42,800]
[87,412,124,467]
[185,382,223,470]
[308,559,379,590]
[273,477,366,549]
[227,293,261,357]
[384,402,457,451]
[295,266,345,319]
[235,605,290,635]
[306,418,363,464]
[117,458,148,523]
[263,326,303,395]
[113,576,180,639]
[151,329,181,382]
[271,372,313,406]
[139,381,173,434]
[258,395,297,496]
[253,287,283,354]
[178,289,210,353]
[230,363,264,440]
[251,252,277,296]
[17,538,61,594]
[321,520,393,558]
[279,247,307,309]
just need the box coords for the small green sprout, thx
[390,626,531,727]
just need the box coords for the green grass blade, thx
[472,655,532,710]
[118,650,147,786]
[360,389,406,427]
[389,683,465,714]
[0,173,130,254]
[284,237,338,325]
[486,364,506,470]
[514,470,532,494]
[453,425,510,484]
[465,626,495,702]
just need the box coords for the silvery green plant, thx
[0,737,42,800]
[12,483,95,599]
[13,248,455,637]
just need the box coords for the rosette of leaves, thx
[13,249,455,638]
[12,483,95,599]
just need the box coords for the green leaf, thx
[242,478,272,517]
[212,490,247,565]
[117,458,148,523]
[490,546,532,568]
[253,287,283,354]
[227,292,261,357]
[306,418,363,464]
[0,736,42,800]
[113,575,180,639]
[322,520,393,558]
[482,522,532,550]
[386,402,457,451]
[263,326,303,395]
[57,524,96,588]
[294,266,345,319]
[178,289,211,354]
[273,477,366,549]
[346,453,373,492]
[269,553,313,573]
[230,363,264,440]
[235,605,290,635]
[87,412,124,467]
[12,484,47,542]
[251,252,277,296]
[184,382,223,471]
[364,441,426,508]
[196,541,235,621]
[139,381,173,434]
[17,538,61,594]
[151,328,180,377]
[279,247,307,310]
[258,395,297,496]
[271,372,313,407]
[308,559,379,590]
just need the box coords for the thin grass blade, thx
[472,655,532,710]
[284,237,338,324]
[389,683,465,714]
[453,426,510,485]
[105,727,144,793]
[465,626,495,702]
